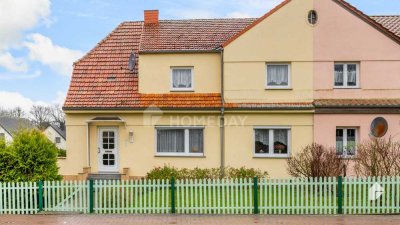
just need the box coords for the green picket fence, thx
[0,176,400,215]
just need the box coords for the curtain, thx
[157,129,185,153]
[273,129,288,153]
[336,129,344,155]
[267,65,288,86]
[173,69,192,88]
[189,129,203,153]
[334,64,344,86]
[347,64,357,86]
[255,129,269,153]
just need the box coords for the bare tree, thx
[354,138,400,177]
[287,143,348,177]
[29,105,51,130]
[0,107,26,118]
[49,105,65,130]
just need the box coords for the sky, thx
[0,0,399,112]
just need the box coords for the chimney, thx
[144,10,159,25]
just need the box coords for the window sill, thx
[170,89,194,92]
[253,155,289,159]
[155,154,205,158]
[333,87,360,89]
[265,87,292,90]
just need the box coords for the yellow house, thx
[62,0,400,179]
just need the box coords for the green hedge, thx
[0,129,62,182]
[146,165,268,180]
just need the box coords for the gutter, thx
[217,46,225,177]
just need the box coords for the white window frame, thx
[334,62,360,89]
[336,127,358,157]
[170,67,194,92]
[266,63,291,89]
[253,126,291,158]
[155,126,204,157]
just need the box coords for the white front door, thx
[98,127,119,172]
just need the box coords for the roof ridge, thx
[370,15,400,17]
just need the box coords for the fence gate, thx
[43,180,89,213]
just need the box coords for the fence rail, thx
[0,176,398,215]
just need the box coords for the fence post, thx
[253,177,259,214]
[337,176,343,214]
[171,177,175,214]
[89,179,94,213]
[38,181,43,212]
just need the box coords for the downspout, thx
[86,122,91,167]
[218,46,225,177]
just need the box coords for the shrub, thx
[287,143,348,177]
[146,165,268,180]
[354,138,400,177]
[57,148,67,157]
[9,129,62,182]
[0,140,19,182]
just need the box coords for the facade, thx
[44,124,67,150]
[62,0,400,179]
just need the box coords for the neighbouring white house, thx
[0,117,33,142]
[44,124,66,150]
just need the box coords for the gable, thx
[314,0,400,61]
[224,0,314,62]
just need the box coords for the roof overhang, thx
[86,116,126,124]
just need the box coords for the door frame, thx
[97,127,119,173]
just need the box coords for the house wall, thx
[224,112,313,178]
[61,112,221,176]
[313,0,400,99]
[223,0,314,103]
[138,53,221,93]
[314,114,400,147]
[0,126,12,142]
[44,127,66,150]
[312,0,400,148]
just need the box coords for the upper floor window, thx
[266,64,291,89]
[55,137,61,144]
[334,63,359,88]
[0,133,5,140]
[307,10,318,25]
[156,127,204,156]
[336,128,357,157]
[254,127,290,158]
[171,67,193,91]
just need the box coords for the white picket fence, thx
[0,182,38,214]
[93,179,170,214]
[0,176,399,215]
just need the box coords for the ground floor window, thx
[336,128,357,156]
[156,127,204,156]
[254,127,290,157]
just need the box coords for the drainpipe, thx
[218,46,225,177]
[86,122,91,167]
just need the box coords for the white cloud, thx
[0,70,42,80]
[0,52,28,72]
[0,0,51,50]
[24,33,84,77]
[0,91,48,112]
[53,91,67,105]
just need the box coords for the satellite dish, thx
[370,117,388,138]
[128,52,136,71]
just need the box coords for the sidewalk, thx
[0,214,400,225]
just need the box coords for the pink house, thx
[313,0,400,156]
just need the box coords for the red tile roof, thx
[139,19,255,52]
[314,99,400,108]
[371,16,400,37]
[64,0,400,110]
[225,102,314,110]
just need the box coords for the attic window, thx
[128,52,136,71]
[308,10,318,25]
[107,76,116,81]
